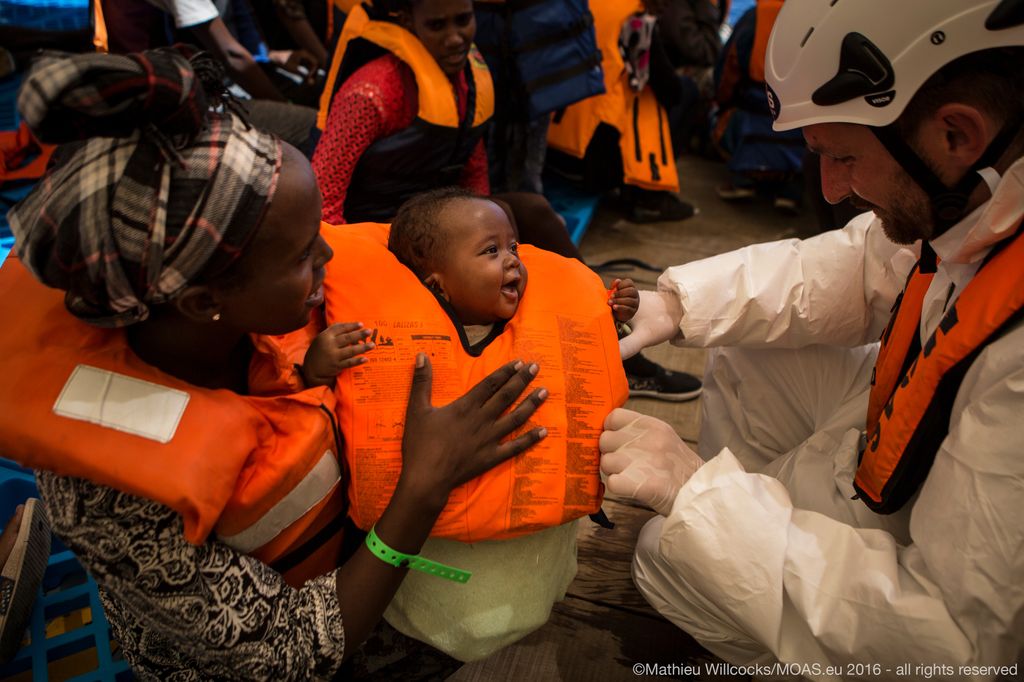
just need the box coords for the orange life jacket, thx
[93,0,109,53]
[748,0,784,84]
[320,223,628,542]
[317,4,494,132]
[325,0,363,44]
[0,124,55,183]
[546,0,679,192]
[0,253,347,587]
[315,4,494,222]
[855,225,1024,513]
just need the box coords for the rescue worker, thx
[602,0,1024,673]
[0,47,547,679]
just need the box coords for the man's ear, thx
[423,273,449,301]
[174,285,223,323]
[931,103,991,172]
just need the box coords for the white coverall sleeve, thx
[658,213,918,349]
[656,324,1024,679]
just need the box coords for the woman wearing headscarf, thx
[0,46,547,679]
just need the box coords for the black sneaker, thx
[623,353,702,402]
[627,190,699,223]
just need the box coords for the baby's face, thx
[428,199,528,325]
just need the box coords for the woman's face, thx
[214,144,333,336]
[402,0,476,77]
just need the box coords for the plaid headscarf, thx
[9,46,282,327]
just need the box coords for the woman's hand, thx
[396,354,548,512]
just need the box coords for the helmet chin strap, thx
[871,113,1022,272]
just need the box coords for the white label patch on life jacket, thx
[216,451,341,553]
[53,365,189,444]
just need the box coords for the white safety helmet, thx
[765,0,1024,236]
[764,0,1024,131]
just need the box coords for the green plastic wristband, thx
[365,527,472,583]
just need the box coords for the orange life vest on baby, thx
[546,0,679,192]
[0,254,347,587]
[320,223,628,542]
[855,225,1024,513]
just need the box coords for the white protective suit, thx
[632,157,1024,680]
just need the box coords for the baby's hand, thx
[608,278,640,322]
[301,322,375,387]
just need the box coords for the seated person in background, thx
[97,0,319,148]
[250,0,330,72]
[711,0,803,214]
[312,0,580,259]
[312,187,632,661]
[649,0,727,155]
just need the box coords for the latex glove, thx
[599,408,702,515]
[619,289,683,359]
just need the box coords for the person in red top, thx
[312,0,581,258]
[312,47,489,224]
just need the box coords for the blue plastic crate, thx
[0,0,89,31]
[0,459,132,681]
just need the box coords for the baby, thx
[386,186,639,346]
[303,187,635,660]
[300,187,638,383]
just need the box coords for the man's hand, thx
[619,289,683,359]
[608,278,640,322]
[301,322,375,387]
[599,408,702,515]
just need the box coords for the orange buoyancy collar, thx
[321,223,629,542]
[856,223,1024,513]
[317,3,494,132]
[0,254,348,587]
[546,0,679,192]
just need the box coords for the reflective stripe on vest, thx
[855,225,1024,513]
[0,254,346,586]
[321,223,629,542]
[317,3,494,131]
[546,0,679,192]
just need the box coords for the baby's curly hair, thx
[388,187,482,279]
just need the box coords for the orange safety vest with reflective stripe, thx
[321,223,628,542]
[0,251,347,588]
[547,0,679,192]
[855,225,1024,513]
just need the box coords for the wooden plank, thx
[571,499,662,618]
